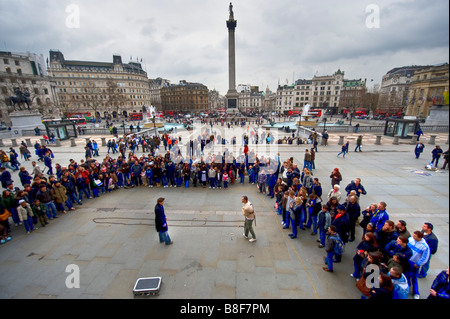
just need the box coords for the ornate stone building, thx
[48,50,151,119]
[160,80,209,114]
[339,79,367,114]
[311,69,344,114]
[405,63,449,119]
[378,65,429,115]
[0,51,60,125]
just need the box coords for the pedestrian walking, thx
[155,197,173,245]
[322,130,329,146]
[241,195,256,242]
[337,144,347,158]
[355,135,363,152]
[414,141,425,159]
[431,145,443,167]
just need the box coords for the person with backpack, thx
[323,225,344,272]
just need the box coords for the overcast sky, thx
[1,0,448,95]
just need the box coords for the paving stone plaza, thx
[0,125,448,300]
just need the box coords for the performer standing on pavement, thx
[242,195,256,242]
[155,197,173,245]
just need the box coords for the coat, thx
[17,203,33,222]
[332,212,350,243]
[51,185,68,204]
[155,204,168,232]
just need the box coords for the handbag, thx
[0,209,12,222]
[356,276,371,297]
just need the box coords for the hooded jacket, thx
[391,273,409,299]
[408,237,430,267]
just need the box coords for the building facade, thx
[208,89,225,112]
[160,80,209,114]
[237,85,264,112]
[405,63,449,118]
[311,69,344,114]
[293,79,312,108]
[378,65,429,115]
[339,79,367,114]
[1,51,60,125]
[275,84,295,114]
[148,77,170,111]
[48,50,151,119]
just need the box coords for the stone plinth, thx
[426,105,449,126]
[9,110,44,136]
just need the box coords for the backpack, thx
[330,234,345,255]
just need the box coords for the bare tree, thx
[105,79,129,118]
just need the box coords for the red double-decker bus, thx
[308,109,323,117]
[129,112,143,121]
[67,112,92,120]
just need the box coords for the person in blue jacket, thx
[344,178,367,198]
[369,201,389,234]
[44,151,53,175]
[266,172,277,198]
[431,145,443,167]
[415,126,424,141]
[419,222,439,278]
[155,197,173,245]
[166,161,176,187]
[414,141,425,159]
[428,268,449,300]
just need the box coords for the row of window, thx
[60,93,148,100]
[3,59,20,66]
[57,87,147,94]
[53,72,146,81]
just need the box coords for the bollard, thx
[55,138,61,147]
[338,136,345,146]
[70,138,77,147]
[375,135,382,145]
[446,135,449,145]
[101,137,107,147]
[428,135,437,145]
[25,138,32,147]
[393,136,400,145]
[11,138,18,147]
[0,139,4,147]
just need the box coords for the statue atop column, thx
[229,2,234,20]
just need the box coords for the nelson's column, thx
[226,3,239,114]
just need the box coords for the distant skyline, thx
[1,0,448,95]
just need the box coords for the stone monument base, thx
[9,110,44,137]
[425,105,449,126]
